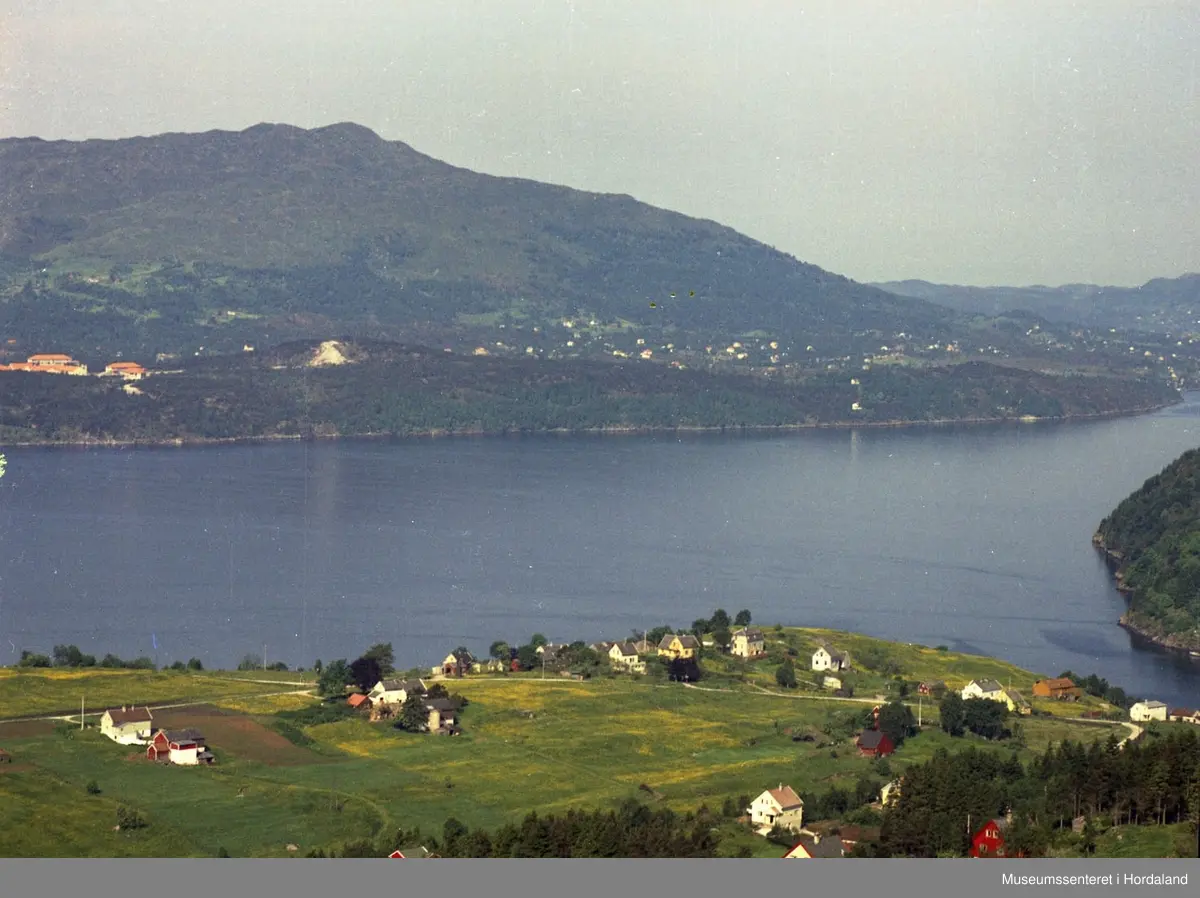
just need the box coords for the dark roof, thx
[734,627,764,640]
[104,707,153,725]
[612,642,638,657]
[787,836,843,858]
[674,634,700,648]
[857,729,890,750]
[449,650,474,664]
[424,698,458,712]
[164,728,205,744]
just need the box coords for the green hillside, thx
[1096,448,1200,650]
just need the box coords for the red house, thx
[856,729,895,758]
[970,819,1011,857]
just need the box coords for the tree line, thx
[870,727,1200,857]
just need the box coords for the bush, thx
[116,806,147,830]
[86,780,101,795]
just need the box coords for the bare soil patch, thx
[152,705,322,766]
[0,720,56,738]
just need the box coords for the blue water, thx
[2,398,1200,707]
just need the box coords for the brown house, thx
[1032,677,1082,700]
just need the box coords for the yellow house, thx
[657,633,700,660]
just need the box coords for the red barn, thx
[970,819,1011,857]
[856,729,895,758]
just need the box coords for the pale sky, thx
[2,0,1197,287]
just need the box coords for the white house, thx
[99,706,155,745]
[369,678,427,706]
[1130,700,1168,722]
[747,784,805,833]
[960,679,1007,703]
[608,642,647,674]
[811,646,851,672]
[880,779,902,807]
[730,627,765,658]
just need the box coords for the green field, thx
[0,630,1151,858]
[0,668,311,720]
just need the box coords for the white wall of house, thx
[169,745,200,766]
[747,792,804,831]
[100,716,153,746]
[1130,701,1168,722]
[811,648,833,671]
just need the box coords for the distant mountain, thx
[0,122,962,360]
[875,275,1200,334]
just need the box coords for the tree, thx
[442,818,469,854]
[691,618,712,636]
[734,609,752,627]
[237,653,262,671]
[362,643,395,677]
[516,644,540,670]
[529,633,548,648]
[489,641,511,661]
[939,693,966,737]
[646,626,673,645]
[349,656,382,693]
[318,659,353,697]
[711,627,732,650]
[709,609,731,630]
[186,657,204,671]
[775,658,797,689]
[397,694,428,732]
[962,698,1010,740]
[877,701,916,747]
[53,644,90,667]
[18,650,50,668]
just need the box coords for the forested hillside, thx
[1096,448,1200,650]
[0,340,1178,445]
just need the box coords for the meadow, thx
[0,629,1146,857]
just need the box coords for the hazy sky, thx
[3,0,1197,286]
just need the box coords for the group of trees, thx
[16,645,195,671]
[875,727,1200,857]
[317,642,397,696]
[681,608,753,651]
[939,694,1013,741]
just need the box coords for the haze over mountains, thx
[876,275,1200,335]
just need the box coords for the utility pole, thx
[263,643,267,672]
[80,695,85,730]
[918,694,923,728]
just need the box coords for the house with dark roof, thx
[369,678,427,706]
[441,650,475,677]
[1168,708,1200,724]
[960,679,1007,703]
[146,728,213,765]
[747,784,805,832]
[658,633,700,660]
[782,834,843,858]
[856,729,895,758]
[811,645,851,672]
[99,706,155,745]
[424,697,460,734]
[608,642,647,674]
[730,627,766,658]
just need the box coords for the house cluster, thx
[347,678,460,735]
[0,353,147,378]
[99,706,214,766]
[960,679,1032,715]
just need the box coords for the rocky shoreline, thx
[0,398,1179,450]
[1093,532,1200,657]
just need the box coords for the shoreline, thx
[1093,534,1200,658]
[0,399,1178,450]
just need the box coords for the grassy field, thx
[0,668,1132,858]
[0,668,310,720]
[0,631,1145,858]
